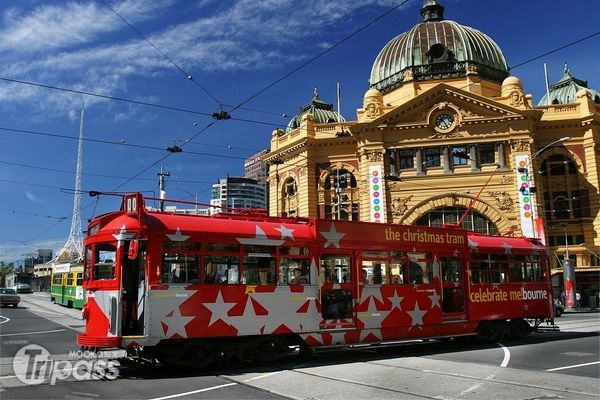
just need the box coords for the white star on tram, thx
[113,225,135,245]
[236,226,285,246]
[502,241,513,254]
[162,306,195,338]
[275,225,295,240]
[359,328,382,343]
[202,290,238,327]
[468,239,479,252]
[319,223,345,249]
[166,227,190,242]
[428,290,441,309]
[389,290,404,310]
[407,301,427,326]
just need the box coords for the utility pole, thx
[157,166,170,211]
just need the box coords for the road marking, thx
[0,316,10,324]
[1,328,66,337]
[496,342,510,367]
[147,383,237,400]
[546,361,600,372]
[244,371,282,381]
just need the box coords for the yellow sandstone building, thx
[263,1,599,305]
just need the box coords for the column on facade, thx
[498,142,507,169]
[470,144,480,172]
[389,149,397,176]
[443,147,451,174]
[416,148,424,176]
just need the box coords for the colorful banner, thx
[369,165,385,223]
[515,155,535,237]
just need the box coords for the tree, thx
[0,261,15,287]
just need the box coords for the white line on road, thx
[1,328,66,337]
[496,342,510,367]
[147,383,237,400]
[546,361,600,372]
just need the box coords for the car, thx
[0,288,20,307]
[14,283,32,293]
[554,298,564,317]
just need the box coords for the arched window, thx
[539,155,576,176]
[552,195,570,219]
[322,169,358,221]
[281,177,297,217]
[415,207,498,235]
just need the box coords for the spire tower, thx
[55,104,85,262]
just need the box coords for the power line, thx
[510,31,600,70]
[99,0,222,105]
[231,1,410,112]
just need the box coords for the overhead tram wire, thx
[0,126,255,160]
[230,0,410,113]
[509,31,600,70]
[99,0,221,106]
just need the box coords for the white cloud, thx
[25,191,44,203]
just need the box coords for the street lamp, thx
[526,136,571,238]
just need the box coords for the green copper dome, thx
[370,0,509,93]
[538,64,600,106]
[286,88,346,132]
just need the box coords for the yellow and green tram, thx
[51,263,86,309]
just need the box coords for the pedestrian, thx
[576,291,581,308]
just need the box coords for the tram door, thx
[440,256,466,321]
[121,240,146,336]
[318,253,356,327]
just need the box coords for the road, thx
[1,293,598,399]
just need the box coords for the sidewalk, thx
[17,292,85,332]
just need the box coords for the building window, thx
[415,207,498,235]
[478,144,495,164]
[552,194,570,219]
[323,169,358,221]
[540,155,577,176]
[452,146,468,166]
[398,149,414,169]
[424,148,441,167]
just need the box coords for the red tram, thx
[77,193,556,367]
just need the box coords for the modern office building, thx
[263,1,599,305]
[210,176,267,214]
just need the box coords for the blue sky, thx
[1,0,599,264]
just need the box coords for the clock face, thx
[435,113,454,130]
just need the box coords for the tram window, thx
[84,246,92,282]
[361,261,388,284]
[204,243,239,252]
[52,274,63,285]
[320,254,351,284]
[508,255,526,282]
[66,273,74,286]
[280,258,310,285]
[525,255,542,282]
[279,246,311,256]
[93,245,116,280]
[243,255,276,285]
[76,273,83,286]
[204,256,239,284]
[162,254,199,284]
[390,262,405,284]
[322,289,352,319]
[441,258,462,282]
[406,252,434,284]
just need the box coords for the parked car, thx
[14,283,32,293]
[0,288,20,307]
[554,298,564,317]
